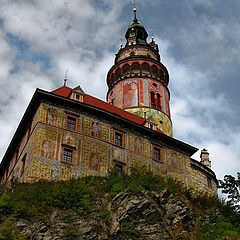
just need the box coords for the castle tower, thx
[106,8,172,136]
[200,148,211,169]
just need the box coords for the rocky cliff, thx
[0,170,239,239]
[15,189,196,239]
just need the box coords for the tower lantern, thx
[106,8,173,136]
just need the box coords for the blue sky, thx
[0,0,239,180]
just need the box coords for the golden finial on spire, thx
[131,0,140,24]
[64,68,69,86]
[150,29,155,42]
[133,0,137,21]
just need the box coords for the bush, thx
[62,226,79,240]
[98,207,111,226]
[120,221,140,240]
[0,216,28,240]
[0,179,95,219]
[0,194,12,218]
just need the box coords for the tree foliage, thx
[219,172,240,213]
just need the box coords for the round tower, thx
[106,8,172,137]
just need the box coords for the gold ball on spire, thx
[133,8,137,12]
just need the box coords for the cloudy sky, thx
[0,0,239,180]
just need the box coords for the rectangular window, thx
[152,145,162,162]
[116,164,123,178]
[62,148,73,164]
[114,130,124,147]
[66,116,77,131]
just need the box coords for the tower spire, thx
[132,1,140,24]
[64,68,69,86]
[132,8,140,24]
[133,7,137,21]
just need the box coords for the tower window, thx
[157,93,161,110]
[207,177,212,189]
[110,99,115,105]
[114,130,124,147]
[62,148,73,165]
[66,116,77,131]
[76,94,80,100]
[150,91,156,108]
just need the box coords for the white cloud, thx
[156,37,240,179]
[0,0,126,161]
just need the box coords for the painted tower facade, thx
[107,9,172,137]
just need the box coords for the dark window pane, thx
[66,116,76,131]
[115,132,123,146]
[116,164,123,177]
[151,91,155,108]
[157,93,161,110]
[154,147,160,161]
[63,148,72,164]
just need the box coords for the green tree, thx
[219,172,240,213]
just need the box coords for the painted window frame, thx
[113,160,126,178]
[65,114,78,131]
[62,147,74,165]
[113,129,125,147]
[152,145,163,162]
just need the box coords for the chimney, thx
[200,148,211,168]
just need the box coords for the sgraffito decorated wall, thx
[126,108,173,137]
[116,46,158,62]
[107,78,172,136]
[3,102,217,195]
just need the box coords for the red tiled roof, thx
[83,94,146,126]
[52,86,72,98]
[51,86,146,126]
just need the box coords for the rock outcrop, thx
[16,189,197,240]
